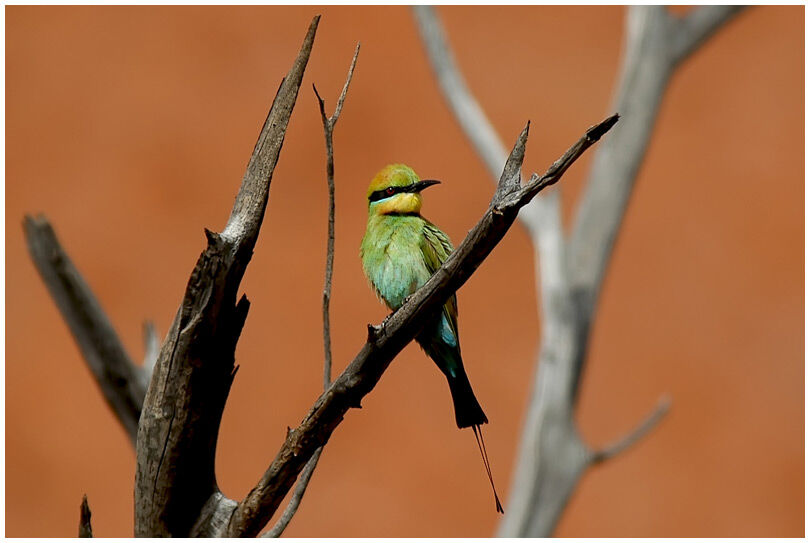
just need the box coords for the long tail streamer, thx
[472,424,504,514]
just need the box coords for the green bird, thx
[360,163,503,513]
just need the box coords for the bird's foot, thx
[368,312,397,342]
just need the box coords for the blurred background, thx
[6,5,803,537]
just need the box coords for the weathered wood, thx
[133,16,320,537]
[23,215,145,445]
[79,495,93,537]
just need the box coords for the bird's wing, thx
[421,221,459,340]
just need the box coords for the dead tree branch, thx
[225,114,618,538]
[413,5,744,537]
[591,396,671,464]
[567,5,745,315]
[264,43,360,539]
[78,495,93,537]
[671,5,746,65]
[133,16,320,537]
[23,215,145,445]
[316,42,360,393]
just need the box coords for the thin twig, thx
[591,396,671,463]
[329,43,360,128]
[225,115,618,538]
[261,448,324,538]
[79,494,93,537]
[263,43,359,539]
[23,215,145,445]
[319,42,360,390]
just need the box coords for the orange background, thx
[6,6,803,537]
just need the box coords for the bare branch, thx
[79,494,93,537]
[264,43,359,539]
[221,17,320,247]
[414,5,744,538]
[568,5,673,309]
[491,121,528,204]
[671,6,746,65]
[23,215,145,445]
[134,16,320,537]
[506,5,742,536]
[513,115,619,206]
[591,396,671,464]
[225,115,617,538]
[569,5,744,314]
[330,43,360,126]
[567,4,747,379]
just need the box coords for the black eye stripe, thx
[369,185,407,202]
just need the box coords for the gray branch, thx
[591,396,671,464]
[23,215,145,445]
[413,5,744,537]
[263,43,360,539]
[133,16,320,537]
[671,6,746,65]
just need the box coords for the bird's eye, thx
[385,187,395,196]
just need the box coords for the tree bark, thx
[133,16,320,537]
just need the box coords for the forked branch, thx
[591,396,671,463]
[413,5,744,537]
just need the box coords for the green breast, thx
[360,214,431,310]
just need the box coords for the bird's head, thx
[366,164,440,216]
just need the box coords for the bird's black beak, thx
[409,179,441,193]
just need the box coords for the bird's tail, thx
[447,372,504,514]
[472,424,504,514]
[422,332,503,513]
[447,370,488,428]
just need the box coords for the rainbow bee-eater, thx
[360,163,503,513]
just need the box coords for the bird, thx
[360,163,503,514]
